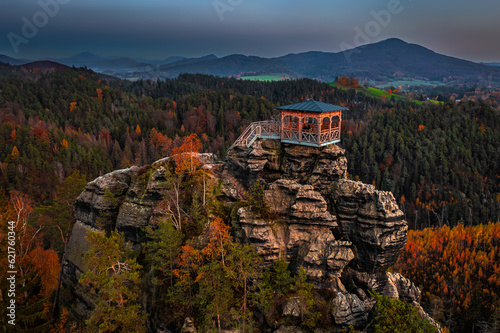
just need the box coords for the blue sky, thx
[1,0,499,62]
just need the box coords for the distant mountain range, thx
[1,38,499,86]
[0,54,30,66]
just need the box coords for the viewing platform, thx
[228,100,347,152]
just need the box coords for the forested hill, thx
[0,65,499,228]
[3,38,499,86]
[0,67,382,199]
[342,102,500,227]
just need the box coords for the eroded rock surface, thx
[229,140,407,291]
[332,292,367,328]
[236,178,354,288]
[330,179,408,294]
[62,138,431,332]
[73,167,138,228]
[226,139,426,329]
[227,139,347,191]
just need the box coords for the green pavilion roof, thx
[276,100,348,113]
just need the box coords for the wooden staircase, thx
[227,121,281,154]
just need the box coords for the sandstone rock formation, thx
[331,292,367,328]
[237,178,353,290]
[61,138,432,331]
[62,163,167,318]
[226,139,419,329]
[227,140,347,193]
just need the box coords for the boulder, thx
[180,317,197,333]
[331,292,367,328]
[283,297,302,318]
[388,272,421,306]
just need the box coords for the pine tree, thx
[368,292,437,333]
[144,220,184,289]
[290,266,319,327]
[227,243,263,332]
[80,230,147,333]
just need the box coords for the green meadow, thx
[328,83,441,105]
[240,74,288,81]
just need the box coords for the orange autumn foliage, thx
[173,244,203,289]
[1,191,60,309]
[50,308,80,332]
[148,128,173,156]
[33,126,51,143]
[201,217,233,265]
[172,133,202,175]
[11,146,19,157]
[393,222,500,328]
[336,75,360,88]
[27,246,60,297]
[60,139,69,149]
[174,217,233,287]
[96,88,103,102]
[149,128,161,146]
[478,122,486,134]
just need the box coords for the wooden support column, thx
[329,115,332,142]
[317,115,321,145]
[298,115,302,142]
[281,113,285,140]
[339,112,342,141]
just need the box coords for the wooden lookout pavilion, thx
[278,100,347,147]
[228,100,347,152]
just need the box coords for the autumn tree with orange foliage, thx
[393,222,500,332]
[151,132,217,237]
[10,146,19,158]
[171,244,202,318]
[172,133,203,175]
[149,127,173,158]
[201,217,232,266]
[169,217,263,332]
[196,217,234,332]
[336,75,360,88]
[96,88,103,102]
[0,191,60,330]
[151,133,207,235]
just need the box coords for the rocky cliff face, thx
[226,140,421,329]
[62,139,430,331]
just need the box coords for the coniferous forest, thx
[0,63,499,332]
